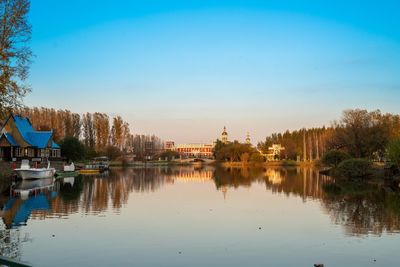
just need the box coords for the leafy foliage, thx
[321,150,351,167]
[336,158,372,179]
[214,141,255,162]
[331,109,394,158]
[0,0,32,116]
[387,139,400,167]
[60,137,85,161]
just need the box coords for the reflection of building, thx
[266,144,285,161]
[221,126,228,144]
[265,169,282,185]
[175,144,213,158]
[0,114,61,161]
[172,169,213,182]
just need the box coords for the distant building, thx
[164,141,175,151]
[221,126,228,144]
[266,144,285,161]
[175,144,213,158]
[0,114,61,161]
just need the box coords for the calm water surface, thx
[1,166,400,267]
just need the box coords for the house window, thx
[28,148,35,157]
[0,148,3,157]
[51,149,60,158]
[15,148,23,157]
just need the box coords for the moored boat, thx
[79,169,100,175]
[55,170,79,178]
[64,162,75,172]
[14,160,56,180]
[85,157,110,171]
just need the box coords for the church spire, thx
[221,126,228,144]
[246,132,251,145]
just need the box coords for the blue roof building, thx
[0,114,61,161]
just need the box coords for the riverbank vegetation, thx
[259,109,400,178]
[258,109,400,162]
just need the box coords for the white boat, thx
[14,160,56,180]
[64,162,75,172]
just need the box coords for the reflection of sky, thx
[25,1,400,143]
[4,167,397,267]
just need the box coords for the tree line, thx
[258,109,400,162]
[10,107,163,160]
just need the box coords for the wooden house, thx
[0,114,61,161]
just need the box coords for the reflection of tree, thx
[48,168,172,216]
[213,167,332,200]
[3,166,400,237]
[321,182,400,235]
[129,168,171,193]
[213,167,263,189]
[50,177,84,216]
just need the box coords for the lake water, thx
[1,166,400,267]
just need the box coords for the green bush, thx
[321,150,351,167]
[60,137,86,161]
[336,158,372,179]
[387,139,400,167]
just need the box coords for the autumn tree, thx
[331,109,390,158]
[111,116,123,149]
[82,112,95,149]
[0,0,32,118]
[93,112,109,150]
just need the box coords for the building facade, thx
[266,144,285,161]
[164,141,175,151]
[0,115,61,162]
[175,144,214,158]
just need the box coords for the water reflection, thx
[0,166,400,237]
[213,167,332,200]
[321,182,400,236]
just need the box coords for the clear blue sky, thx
[26,0,400,143]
